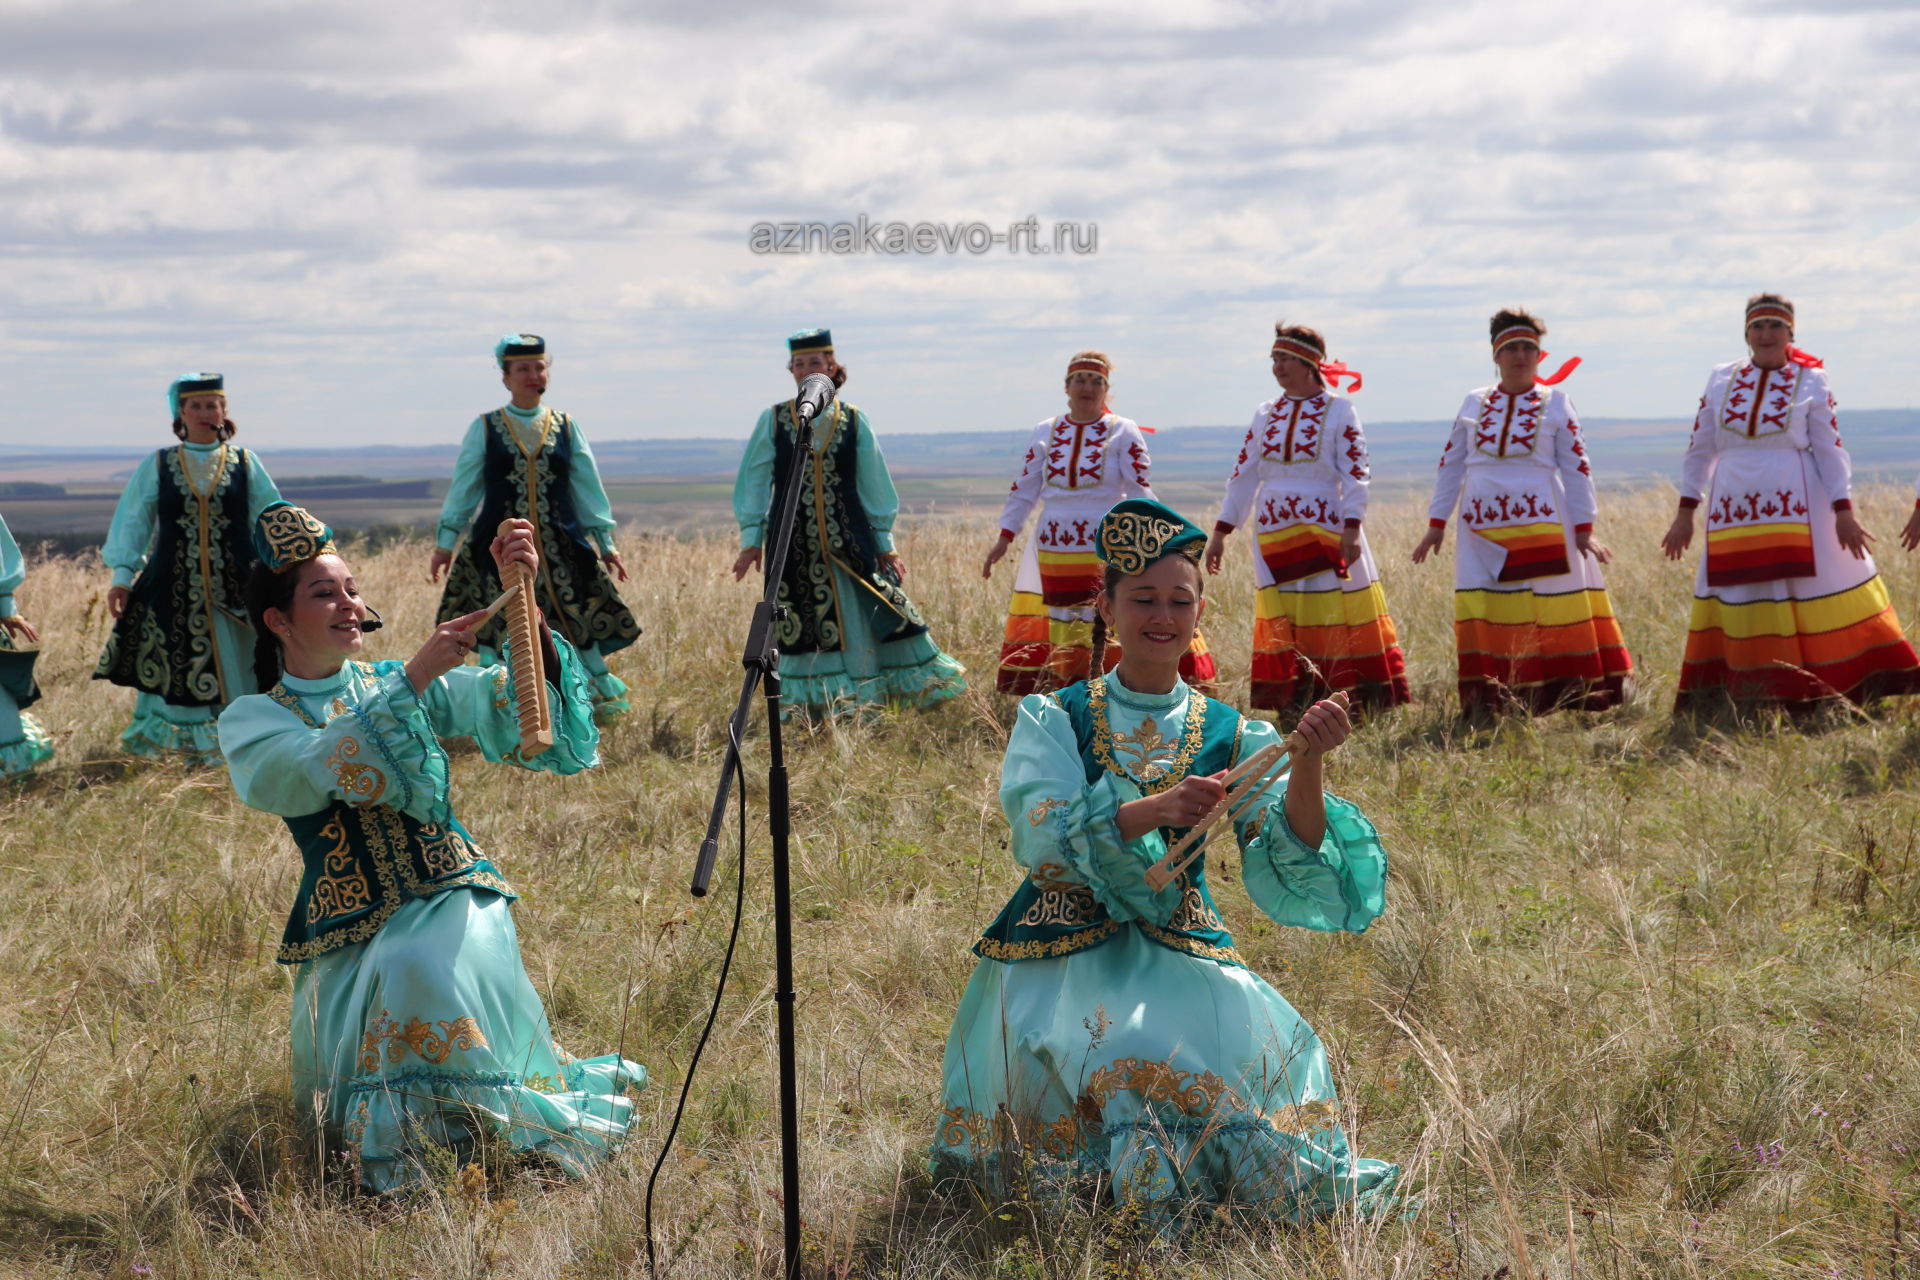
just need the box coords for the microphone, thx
[360,605,383,634]
[794,373,837,442]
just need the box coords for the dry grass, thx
[4,487,1920,1278]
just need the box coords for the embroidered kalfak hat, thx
[1095,498,1206,576]
[254,501,337,573]
[168,372,225,420]
[494,333,546,366]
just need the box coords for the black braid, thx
[245,560,301,693]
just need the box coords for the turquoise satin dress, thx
[931,672,1398,1221]
[220,638,644,1192]
[0,513,52,780]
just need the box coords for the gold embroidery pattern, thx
[326,736,388,805]
[256,502,337,570]
[416,823,482,879]
[277,805,513,964]
[975,917,1122,961]
[939,1056,1338,1158]
[1165,876,1225,933]
[1027,797,1068,826]
[523,1072,561,1094]
[1098,512,1190,576]
[1017,882,1102,928]
[358,1010,489,1072]
[1137,922,1245,965]
[306,816,375,925]
[1088,677,1206,795]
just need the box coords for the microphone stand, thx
[689,400,818,1280]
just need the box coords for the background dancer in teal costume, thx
[223,503,643,1192]
[0,510,53,781]
[730,327,966,717]
[429,334,640,723]
[931,497,1398,1222]
[93,373,283,763]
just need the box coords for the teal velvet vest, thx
[275,801,515,964]
[975,677,1249,968]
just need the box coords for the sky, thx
[2,0,1918,452]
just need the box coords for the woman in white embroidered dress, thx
[985,350,1214,693]
[1660,293,1919,711]
[1204,324,1409,713]
[1411,308,1632,716]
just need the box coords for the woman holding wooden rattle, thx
[930,497,1397,1221]
[218,504,643,1192]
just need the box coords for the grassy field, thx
[4,489,1920,1279]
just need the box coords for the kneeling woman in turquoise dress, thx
[219,503,643,1192]
[931,498,1398,1220]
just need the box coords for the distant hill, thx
[6,409,1917,541]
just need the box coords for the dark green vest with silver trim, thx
[975,677,1248,969]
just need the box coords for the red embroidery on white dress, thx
[1474,388,1544,459]
[1462,492,1554,527]
[1709,488,1807,526]
[1721,361,1799,438]
[1045,414,1112,490]
[1260,494,1337,528]
[1260,395,1329,464]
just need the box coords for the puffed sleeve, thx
[1333,399,1372,526]
[731,408,777,550]
[1678,371,1721,507]
[435,417,489,551]
[1215,410,1265,533]
[219,662,457,824]
[564,418,620,556]
[1230,717,1388,933]
[0,514,23,616]
[243,450,286,525]
[1118,418,1154,498]
[998,693,1181,927]
[850,407,901,555]
[1426,397,1475,526]
[996,422,1049,538]
[101,452,161,588]
[1553,392,1599,531]
[1801,369,1852,508]
[422,631,600,775]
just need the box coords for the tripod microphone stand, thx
[685,376,836,1280]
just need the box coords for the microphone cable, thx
[644,719,750,1279]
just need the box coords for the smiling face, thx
[265,553,368,676]
[1746,317,1791,367]
[178,393,227,443]
[502,357,550,402]
[1098,552,1205,667]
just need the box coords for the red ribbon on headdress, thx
[1318,360,1362,393]
[1534,352,1582,386]
[1787,346,1823,369]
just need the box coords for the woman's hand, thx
[1340,525,1362,569]
[405,606,492,694]
[732,547,762,582]
[427,547,453,583]
[1203,531,1226,575]
[0,614,38,644]
[1291,696,1352,759]
[1411,526,1444,564]
[1901,505,1920,552]
[107,585,131,620]
[982,536,1011,579]
[1575,528,1614,564]
[1834,508,1875,560]
[1117,771,1228,841]
[490,519,539,580]
[601,549,629,582]
[880,551,907,582]
[1660,509,1695,560]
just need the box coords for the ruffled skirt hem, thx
[0,713,53,779]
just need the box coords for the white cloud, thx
[0,0,1915,459]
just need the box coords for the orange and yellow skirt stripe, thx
[1675,576,1920,710]
[1454,586,1631,715]
[1252,580,1410,713]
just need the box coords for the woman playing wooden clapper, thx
[220,503,643,1192]
[931,496,1398,1221]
